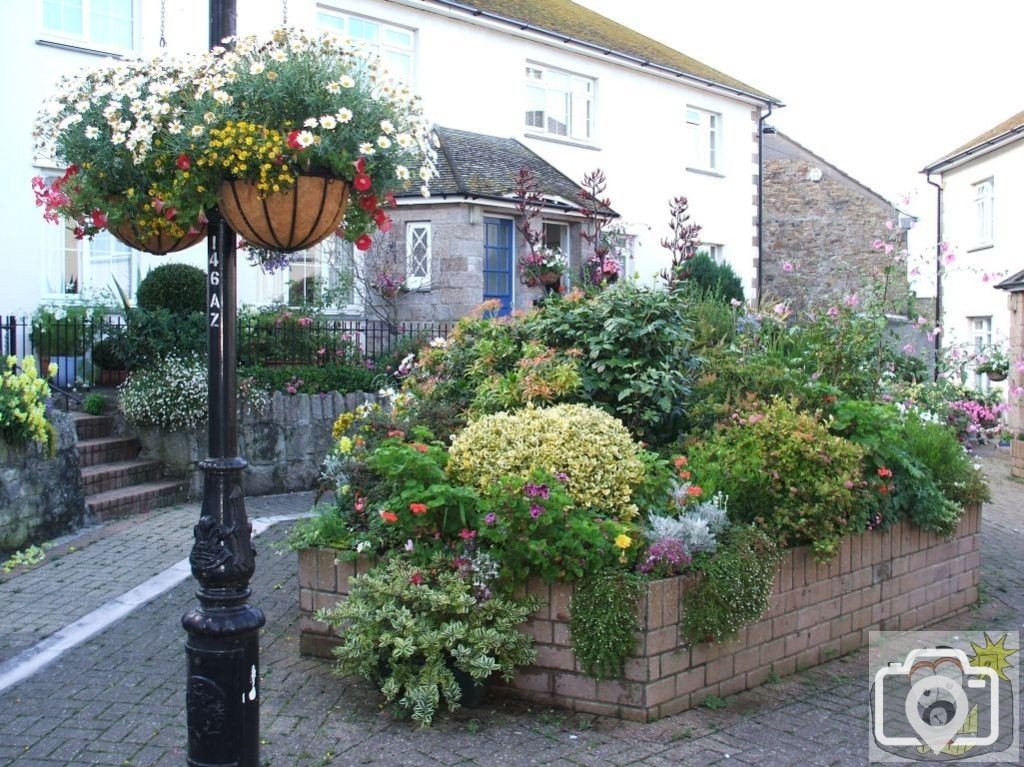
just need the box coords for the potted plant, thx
[975,345,1010,381]
[32,56,213,254]
[518,245,567,290]
[316,554,538,727]
[180,28,437,254]
[29,305,97,387]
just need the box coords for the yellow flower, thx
[614,534,632,550]
[337,436,353,455]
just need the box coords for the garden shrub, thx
[447,404,645,522]
[237,308,363,367]
[568,570,643,680]
[116,308,207,370]
[523,284,697,444]
[686,399,867,561]
[119,354,207,431]
[0,357,56,454]
[678,251,744,304]
[136,263,207,314]
[240,363,376,396]
[81,392,106,415]
[682,526,781,644]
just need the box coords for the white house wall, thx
[936,140,1024,353]
[3,0,764,316]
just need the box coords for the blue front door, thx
[483,217,514,316]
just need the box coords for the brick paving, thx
[0,448,1020,766]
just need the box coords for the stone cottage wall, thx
[0,410,85,551]
[762,133,913,315]
[134,391,375,499]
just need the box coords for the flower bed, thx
[298,503,980,721]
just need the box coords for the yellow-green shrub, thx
[0,356,56,455]
[447,404,644,520]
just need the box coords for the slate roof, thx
[401,125,615,214]
[995,268,1024,292]
[429,0,778,104]
[923,109,1024,172]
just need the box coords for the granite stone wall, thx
[135,391,376,500]
[0,410,85,551]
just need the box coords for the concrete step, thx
[71,413,114,441]
[79,458,164,496]
[77,436,141,467]
[85,479,187,521]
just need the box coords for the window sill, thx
[967,243,994,253]
[522,131,601,152]
[36,37,131,58]
[685,167,725,179]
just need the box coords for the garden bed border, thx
[298,504,981,721]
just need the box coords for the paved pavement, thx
[0,447,1020,766]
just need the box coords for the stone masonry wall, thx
[135,391,376,500]
[762,132,913,315]
[298,505,980,721]
[0,410,85,551]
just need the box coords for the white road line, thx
[0,513,309,695]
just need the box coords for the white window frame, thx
[524,63,594,143]
[701,244,724,264]
[256,237,362,314]
[317,6,415,84]
[686,106,722,173]
[39,0,136,54]
[405,222,431,291]
[973,178,994,248]
[970,315,993,391]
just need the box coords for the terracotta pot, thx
[218,174,350,253]
[111,222,207,255]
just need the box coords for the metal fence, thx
[1,313,451,388]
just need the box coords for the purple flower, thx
[555,472,569,483]
[529,504,544,519]
[484,512,497,526]
[523,482,550,500]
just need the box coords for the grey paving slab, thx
[0,450,1020,766]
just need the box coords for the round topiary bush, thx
[119,354,208,431]
[447,404,645,520]
[136,263,207,314]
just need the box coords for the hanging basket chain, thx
[282,0,288,26]
[159,0,167,47]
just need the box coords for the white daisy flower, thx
[319,115,337,130]
[84,125,100,139]
[326,81,341,94]
[190,125,205,137]
[249,62,265,75]
[395,165,410,181]
[336,108,353,123]
[296,130,315,148]
[380,119,394,134]
[303,117,319,128]
[167,119,183,134]
[339,75,355,88]
[376,135,392,149]
[269,50,288,63]
[359,142,375,155]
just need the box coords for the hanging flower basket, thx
[539,271,562,287]
[986,370,1008,382]
[111,221,207,256]
[218,174,350,253]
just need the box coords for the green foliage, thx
[679,252,744,303]
[476,471,631,584]
[237,308,363,367]
[568,570,643,679]
[136,263,207,314]
[114,308,207,371]
[523,285,697,444]
[687,399,867,561]
[81,392,106,416]
[682,526,781,645]
[447,404,646,522]
[0,357,56,454]
[240,363,376,396]
[679,291,739,351]
[90,338,127,371]
[118,355,208,431]
[30,305,99,357]
[1,543,49,572]
[318,555,538,727]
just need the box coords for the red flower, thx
[686,485,703,497]
[877,467,893,478]
[286,130,303,150]
[409,502,428,516]
[387,429,405,439]
[355,234,372,251]
[354,157,367,174]
[380,510,398,524]
[384,192,397,208]
[410,443,429,453]
[176,153,191,171]
[673,456,688,469]
[358,193,379,212]
[458,529,477,540]
[353,173,372,192]
[409,572,424,586]
[90,210,108,228]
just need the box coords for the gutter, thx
[925,173,943,381]
[397,0,780,108]
[757,106,773,308]
[922,123,1024,176]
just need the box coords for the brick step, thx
[80,458,164,496]
[71,413,114,441]
[85,480,186,522]
[77,436,141,467]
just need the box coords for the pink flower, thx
[782,261,794,272]
[297,317,312,327]
[871,239,884,250]
[844,293,859,307]
[885,220,894,231]
[529,504,543,519]
[458,529,476,540]
[827,306,839,318]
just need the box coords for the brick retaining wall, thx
[298,505,981,721]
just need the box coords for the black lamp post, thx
[182,2,264,765]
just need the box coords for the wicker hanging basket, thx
[218,174,350,253]
[111,222,207,255]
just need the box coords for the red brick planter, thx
[298,504,981,721]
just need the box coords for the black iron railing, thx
[1,313,450,387]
